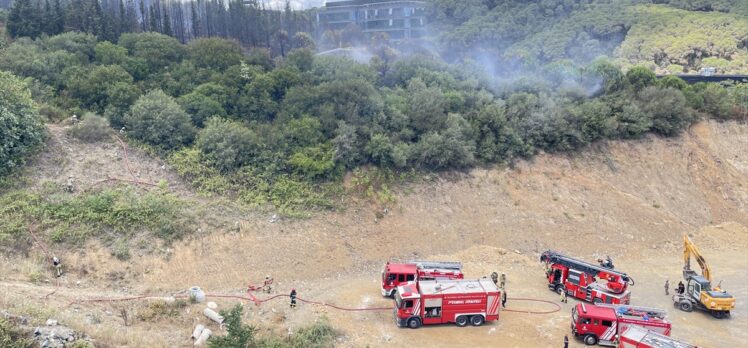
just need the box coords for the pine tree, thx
[53,0,65,34]
[162,3,172,36]
[190,0,200,38]
[149,5,159,32]
[139,0,147,31]
[7,0,42,38]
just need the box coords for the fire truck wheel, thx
[711,310,727,319]
[583,334,598,345]
[679,301,694,312]
[455,316,468,327]
[407,318,421,329]
[555,285,565,294]
[470,315,484,326]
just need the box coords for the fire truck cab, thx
[381,261,463,297]
[394,279,501,329]
[618,326,696,348]
[571,303,671,346]
[542,251,633,305]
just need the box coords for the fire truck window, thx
[398,274,405,282]
[425,307,441,317]
[602,320,613,327]
[404,300,413,308]
[580,318,591,324]
[406,274,415,281]
[593,320,599,325]
[387,274,396,281]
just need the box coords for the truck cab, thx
[382,263,417,297]
[572,303,619,346]
[381,261,463,297]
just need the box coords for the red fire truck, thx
[394,279,501,329]
[381,260,463,297]
[571,303,671,346]
[619,326,696,348]
[541,251,634,305]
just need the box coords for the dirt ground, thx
[1,120,747,347]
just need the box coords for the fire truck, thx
[541,251,634,305]
[381,260,463,297]
[571,303,671,346]
[619,326,696,348]
[394,279,501,329]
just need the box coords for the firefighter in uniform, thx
[664,279,670,295]
[490,272,498,286]
[560,289,567,303]
[65,176,74,193]
[499,273,506,289]
[564,334,569,348]
[289,288,297,308]
[501,290,507,308]
[677,281,685,295]
[263,275,273,293]
[52,256,62,277]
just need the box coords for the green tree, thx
[67,64,137,113]
[6,0,41,38]
[119,32,185,71]
[187,38,244,71]
[698,83,734,120]
[197,118,260,172]
[178,92,226,127]
[124,90,196,150]
[0,71,46,177]
[636,86,694,136]
[208,305,255,348]
[625,66,657,92]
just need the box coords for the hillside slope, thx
[0,120,746,347]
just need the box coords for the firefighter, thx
[501,290,507,308]
[71,114,78,125]
[560,289,568,303]
[677,281,685,295]
[119,127,126,135]
[499,273,506,289]
[490,272,498,286]
[564,334,569,348]
[52,256,62,277]
[65,176,74,193]
[263,275,273,293]
[664,279,670,295]
[289,288,297,308]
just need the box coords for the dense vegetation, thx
[430,0,748,73]
[0,28,745,215]
[208,305,336,348]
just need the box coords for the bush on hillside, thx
[0,71,45,177]
[636,86,695,136]
[68,113,110,142]
[197,118,261,172]
[124,90,196,151]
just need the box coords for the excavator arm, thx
[683,235,711,282]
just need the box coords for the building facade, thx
[316,0,428,40]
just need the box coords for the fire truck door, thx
[423,298,443,325]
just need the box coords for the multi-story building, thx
[316,0,428,40]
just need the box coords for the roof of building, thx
[418,279,498,296]
[326,0,427,8]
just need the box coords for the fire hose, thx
[66,293,559,314]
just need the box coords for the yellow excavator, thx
[672,235,735,319]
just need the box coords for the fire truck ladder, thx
[594,304,668,319]
[407,260,463,271]
[540,251,632,283]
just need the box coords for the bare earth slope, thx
[1,120,746,347]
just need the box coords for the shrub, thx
[288,145,338,179]
[178,92,225,127]
[0,318,33,348]
[208,305,255,348]
[136,300,185,321]
[698,83,734,120]
[187,38,244,71]
[636,86,694,136]
[124,90,196,151]
[0,71,46,177]
[197,118,261,172]
[68,113,110,142]
[289,320,336,348]
[625,66,657,92]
